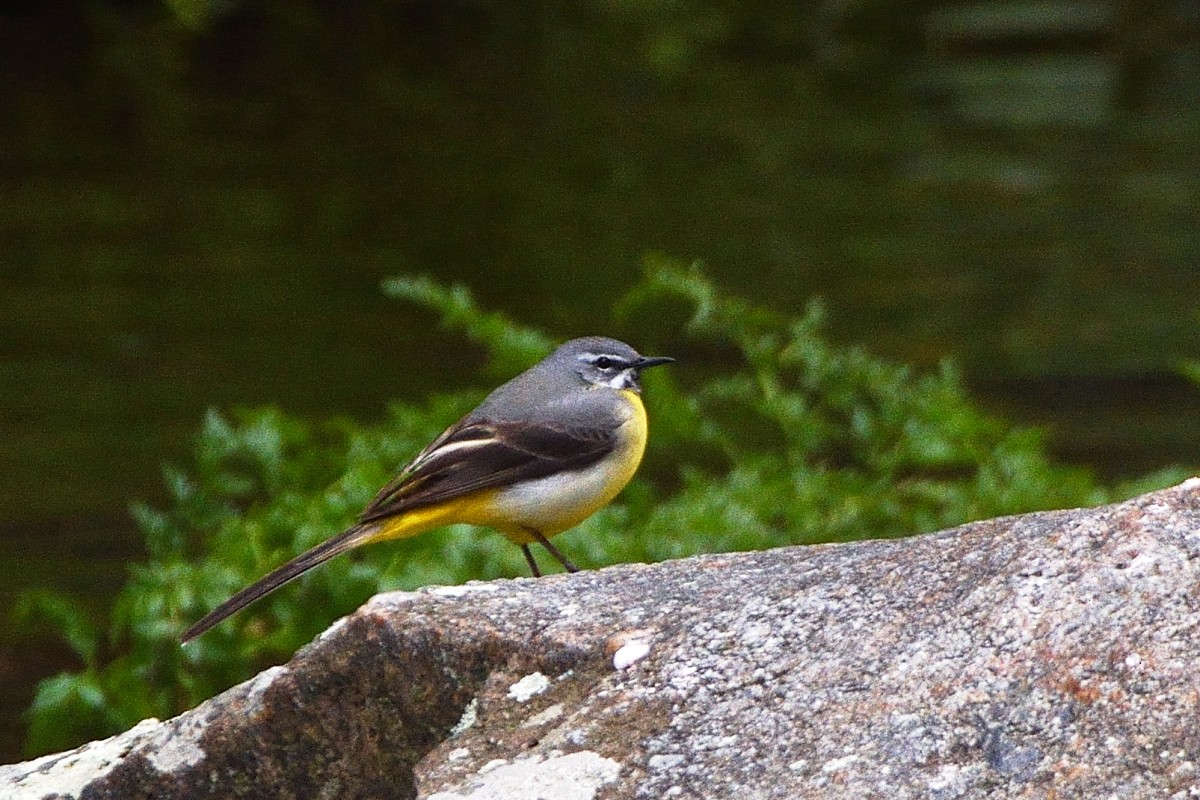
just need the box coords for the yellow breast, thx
[609,387,649,490]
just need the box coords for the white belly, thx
[491,447,636,534]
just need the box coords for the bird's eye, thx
[594,356,615,369]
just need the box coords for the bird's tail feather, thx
[180,522,378,643]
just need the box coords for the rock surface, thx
[5,480,1200,799]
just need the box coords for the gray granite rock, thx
[5,479,1200,799]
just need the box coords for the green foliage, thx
[21,260,1162,756]
[380,275,555,379]
[1183,359,1200,389]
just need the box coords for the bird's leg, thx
[525,528,578,573]
[521,544,542,577]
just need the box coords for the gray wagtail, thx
[181,336,673,642]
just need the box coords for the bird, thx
[180,336,673,642]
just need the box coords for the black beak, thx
[634,356,675,370]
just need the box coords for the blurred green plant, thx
[17,259,1175,756]
[1182,359,1200,389]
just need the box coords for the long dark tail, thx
[180,523,377,643]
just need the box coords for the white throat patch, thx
[605,369,637,390]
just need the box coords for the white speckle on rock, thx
[648,754,685,771]
[448,748,471,762]
[1127,550,1162,577]
[667,664,698,692]
[740,621,770,644]
[366,590,421,609]
[1125,652,1143,669]
[425,751,620,800]
[507,672,551,702]
[244,665,286,711]
[144,716,207,774]
[822,754,860,772]
[430,584,501,598]
[316,616,350,641]
[451,699,479,737]
[522,703,564,728]
[613,640,651,670]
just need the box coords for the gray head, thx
[551,336,674,393]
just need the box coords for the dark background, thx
[1,0,1198,761]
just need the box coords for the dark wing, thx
[357,415,617,525]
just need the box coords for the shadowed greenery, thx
[17,261,1182,755]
